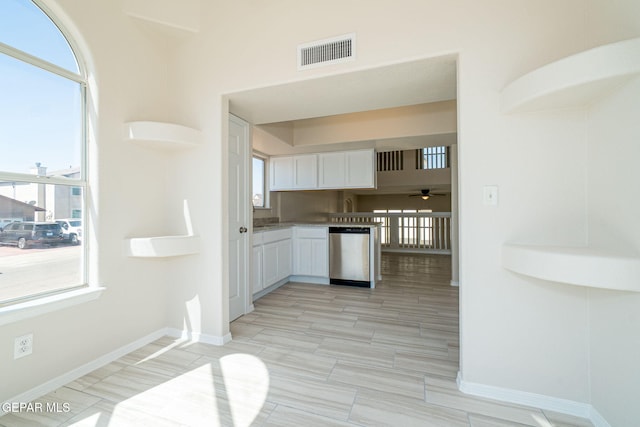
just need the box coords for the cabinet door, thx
[293,239,314,275]
[346,149,375,188]
[270,156,294,190]
[318,152,346,188]
[293,154,318,189]
[252,245,263,295]
[262,242,279,287]
[293,237,328,277]
[276,239,292,281]
[310,238,328,277]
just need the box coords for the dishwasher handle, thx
[329,227,370,234]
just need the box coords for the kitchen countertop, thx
[253,222,381,231]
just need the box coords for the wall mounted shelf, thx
[125,235,201,258]
[502,243,640,292]
[123,0,200,36]
[501,37,640,113]
[124,121,203,151]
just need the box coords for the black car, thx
[0,222,64,249]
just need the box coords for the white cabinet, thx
[253,228,292,296]
[346,149,375,188]
[270,154,318,190]
[293,154,318,189]
[318,149,375,189]
[262,242,280,286]
[262,239,292,288]
[270,149,375,191]
[318,152,346,189]
[270,156,294,190]
[252,244,263,293]
[293,227,328,277]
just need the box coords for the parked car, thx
[55,219,82,245]
[0,222,64,249]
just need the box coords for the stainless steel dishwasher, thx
[329,226,371,287]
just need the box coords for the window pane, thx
[0,53,82,175]
[252,157,265,207]
[421,146,448,170]
[0,182,84,304]
[0,0,79,73]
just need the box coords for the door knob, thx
[239,226,248,233]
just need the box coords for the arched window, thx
[0,0,88,304]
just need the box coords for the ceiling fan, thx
[408,189,445,200]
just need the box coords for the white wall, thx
[167,0,592,405]
[585,55,640,427]
[4,1,639,424]
[583,1,640,424]
[0,0,174,401]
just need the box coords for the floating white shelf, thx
[123,0,200,35]
[124,121,203,150]
[502,243,640,292]
[125,235,201,258]
[501,37,640,113]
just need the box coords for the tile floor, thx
[0,254,594,426]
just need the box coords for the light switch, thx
[483,185,498,206]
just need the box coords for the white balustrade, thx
[329,212,451,254]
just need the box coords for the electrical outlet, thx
[14,333,33,359]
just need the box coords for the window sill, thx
[0,286,105,326]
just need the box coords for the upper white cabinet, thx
[270,154,318,190]
[293,154,318,189]
[319,149,375,189]
[271,148,375,191]
[270,156,294,190]
[345,149,375,188]
[318,152,346,188]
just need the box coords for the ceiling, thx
[226,54,458,195]
[227,54,457,125]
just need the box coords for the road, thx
[0,245,83,302]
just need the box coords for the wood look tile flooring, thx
[1,254,594,427]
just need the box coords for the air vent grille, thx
[298,33,356,70]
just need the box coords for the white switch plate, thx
[483,185,498,206]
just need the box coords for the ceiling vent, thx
[298,33,356,70]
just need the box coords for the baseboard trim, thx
[289,275,329,285]
[1,326,236,417]
[450,280,459,287]
[589,407,612,427]
[165,327,232,346]
[456,372,611,427]
[0,328,168,416]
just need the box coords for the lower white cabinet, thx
[253,228,292,296]
[263,239,292,285]
[293,227,328,277]
[252,245,263,293]
[253,226,329,298]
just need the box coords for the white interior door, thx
[228,114,250,321]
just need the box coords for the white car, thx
[55,219,82,245]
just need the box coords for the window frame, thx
[0,0,97,321]
[252,152,269,209]
[417,146,449,170]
